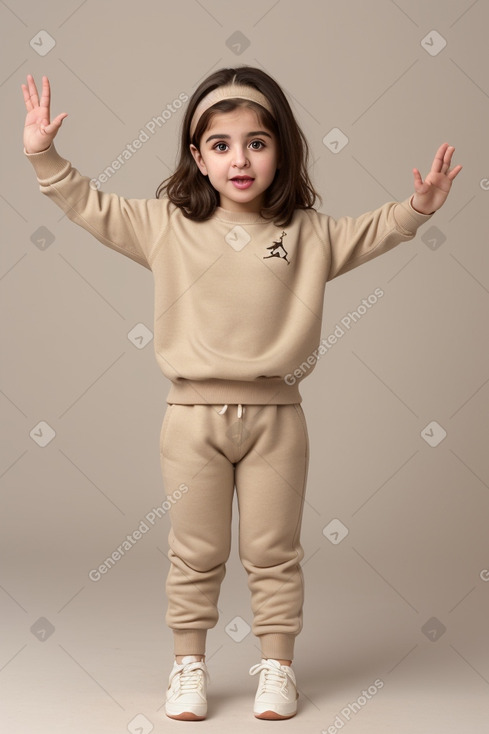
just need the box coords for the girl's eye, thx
[214,140,265,153]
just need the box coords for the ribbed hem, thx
[172,629,207,656]
[166,377,302,405]
[395,196,433,233]
[259,634,296,661]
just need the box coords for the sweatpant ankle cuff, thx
[172,629,207,656]
[259,633,295,661]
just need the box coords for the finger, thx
[44,112,68,134]
[413,168,424,190]
[40,75,51,117]
[447,164,462,181]
[21,80,34,112]
[431,142,450,173]
[442,145,455,171]
[444,144,454,162]
[50,112,68,130]
[413,168,433,195]
[27,73,40,108]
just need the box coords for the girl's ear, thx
[189,143,208,176]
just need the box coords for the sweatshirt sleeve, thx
[313,197,433,282]
[23,143,171,270]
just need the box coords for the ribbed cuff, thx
[23,142,71,184]
[172,629,207,656]
[258,633,296,661]
[395,196,434,234]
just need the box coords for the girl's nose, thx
[232,147,248,167]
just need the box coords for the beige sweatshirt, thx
[24,143,433,405]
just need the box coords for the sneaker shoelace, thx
[249,661,293,699]
[171,661,209,694]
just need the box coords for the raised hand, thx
[21,74,68,154]
[411,143,462,214]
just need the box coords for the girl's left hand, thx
[411,143,462,214]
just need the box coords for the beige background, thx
[1,0,488,732]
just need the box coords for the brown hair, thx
[155,66,322,227]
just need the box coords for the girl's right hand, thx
[21,74,68,154]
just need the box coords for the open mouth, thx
[230,176,254,188]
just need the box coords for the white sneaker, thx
[165,655,209,721]
[249,658,298,719]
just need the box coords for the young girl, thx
[21,66,461,722]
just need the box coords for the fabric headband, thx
[189,83,275,139]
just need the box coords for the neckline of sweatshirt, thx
[212,206,276,225]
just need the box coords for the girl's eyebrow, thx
[204,130,272,144]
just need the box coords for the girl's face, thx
[190,107,279,213]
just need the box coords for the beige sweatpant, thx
[159,402,310,662]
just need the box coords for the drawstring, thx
[218,404,244,418]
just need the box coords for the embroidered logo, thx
[263,231,289,265]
